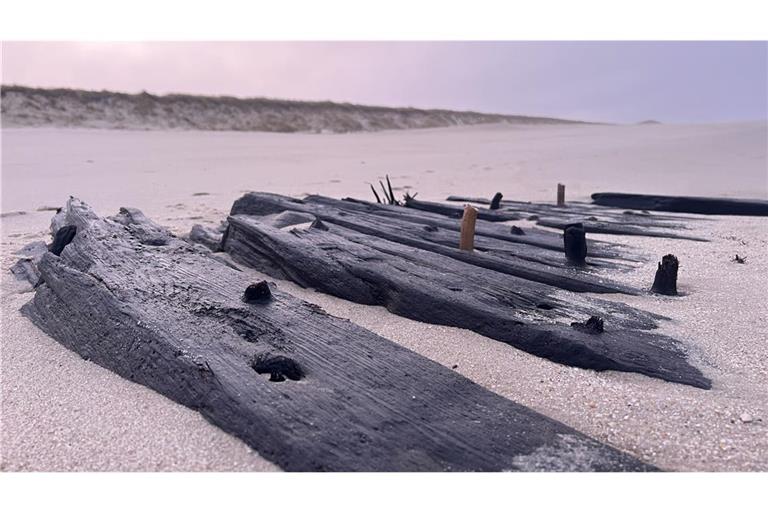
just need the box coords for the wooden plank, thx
[592,192,768,216]
[230,193,639,293]
[20,198,657,471]
[446,195,706,225]
[310,195,633,259]
[223,208,711,389]
[535,218,708,241]
[405,197,524,222]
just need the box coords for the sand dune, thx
[1,85,585,133]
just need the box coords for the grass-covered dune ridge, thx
[1,85,588,133]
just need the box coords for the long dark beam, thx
[592,192,768,216]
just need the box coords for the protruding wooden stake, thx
[459,205,478,251]
[652,254,679,295]
[563,222,587,264]
[557,183,566,206]
[490,192,503,210]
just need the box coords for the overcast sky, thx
[2,41,766,123]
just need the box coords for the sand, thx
[1,122,767,471]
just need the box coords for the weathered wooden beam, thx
[592,192,768,216]
[445,195,706,226]
[536,218,708,241]
[224,210,711,389]
[405,197,523,222]
[311,195,633,259]
[230,193,638,293]
[19,198,657,471]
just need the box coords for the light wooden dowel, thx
[459,205,478,251]
[557,183,566,206]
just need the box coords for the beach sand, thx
[1,122,766,471]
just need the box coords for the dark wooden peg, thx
[652,254,679,295]
[489,192,503,210]
[563,222,587,264]
[243,281,272,303]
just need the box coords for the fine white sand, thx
[1,122,766,471]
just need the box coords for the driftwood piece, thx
[459,206,478,251]
[224,208,711,389]
[652,254,679,296]
[230,193,637,293]
[592,192,768,217]
[18,198,656,471]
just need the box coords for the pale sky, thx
[2,41,766,123]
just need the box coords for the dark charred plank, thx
[19,198,657,471]
[256,193,637,262]
[592,192,768,217]
[446,195,705,233]
[310,196,635,260]
[535,217,708,241]
[223,211,711,389]
[404,197,524,222]
[446,195,707,226]
[229,193,638,292]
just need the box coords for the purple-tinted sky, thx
[2,41,766,123]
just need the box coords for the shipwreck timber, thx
[18,198,660,471]
[224,192,710,389]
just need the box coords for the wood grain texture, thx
[315,195,633,259]
[444,195,708,240]
[224,193,711,389]
[231,193,637,293]
[19,198,658,471]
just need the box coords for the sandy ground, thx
[1,122,767,471]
